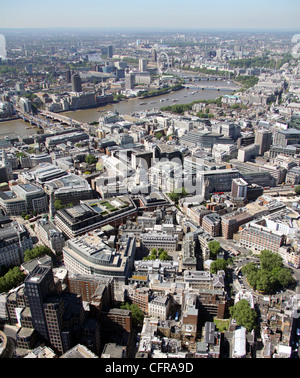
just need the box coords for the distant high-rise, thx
[125,71,135,90]
[139,58,148,72]
[107,45,113,58]
[71,72,82,92]
[153,50,157,63]
[66,69,72,83]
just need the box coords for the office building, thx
[211,122,241,140]
[44,173,93,205]
[24,265,57,341]
[60,344,98,358]
[68,92,97,110]
[67,273,113,306]
[202,213,221,237]
[71,72,82,93]
[285,167,300,185]
[237,144,259,162]
[184,270,217,290]
[107,45,113,58]
[231,178,248,199]
[134,71,151,85]
[221,210,254,239]
[19,97,32,113]
[45,131,89,148]
[21,163,68,185]
[139,59,148,72]
[102,308,132,333]
[269,145,300,159]
[124,286,150,315]
[198,168,240,198]
[54,196,137,239]
[239,221,285,253]
[140,232,178,252]
[125,72,135,90]
[255,130,272,156]
[62,230,136,300]
[134,260,179,277]
[180,130,232,149]
[273,128,300,147]
[23,265,97,355]
[0,183,48,216]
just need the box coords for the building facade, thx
[34,218,65,255]
[0,221,33,271]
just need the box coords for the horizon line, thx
[0,26,299,33]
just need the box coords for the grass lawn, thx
[213,318,230,332]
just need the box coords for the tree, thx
[229,299,257,332]
[0,267,26,293]
[54,199,64,211]
[168,187,187,204]
[54,200,74,211]
[85,154,97,165]
[24,245,52,262]
[259,249,283,271]
[242,250,295,293]
[294,185,300,195]
[208,240,220,259]
[158,250,171,261]
[277,267,295,288]
[210,258,228,274]
[120,302,144,327]
[143,248,171,261]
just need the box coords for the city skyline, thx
[0,0,299,31]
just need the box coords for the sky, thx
[0,0,299,31]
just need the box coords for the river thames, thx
[0,79,238,137]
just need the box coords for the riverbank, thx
[138,84,184,99]
[0,115,20,123]
[0,85,236,133]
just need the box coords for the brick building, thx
[239,222,285,253]
[202,213,221,237]
[221,210,254,239]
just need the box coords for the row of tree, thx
[161,96,223,115]
[143,248,171,261]
[229,54,294,70]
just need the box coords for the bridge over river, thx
[17,110,86,130]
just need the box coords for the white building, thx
[233,327,247,358]
[140,232,178,252]
[148,295,171,321]
[0,222,33,271]
[35,218,65,255]
[0,183,48,216]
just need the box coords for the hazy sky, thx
[0,0,299,30]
